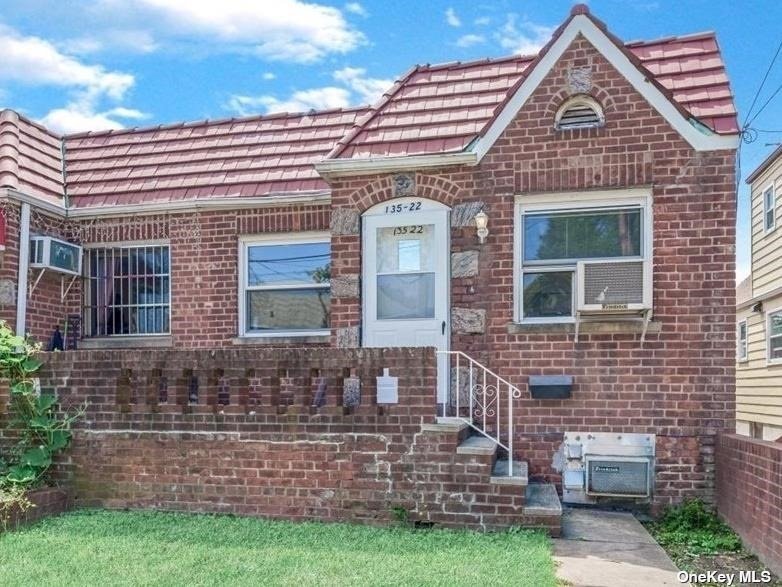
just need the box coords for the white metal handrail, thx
[436,350,522,476]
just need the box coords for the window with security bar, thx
[83,244,171,336]
[519,205,645,321]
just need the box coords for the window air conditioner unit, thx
[576,259,651,313]
[585,455,652,498]
[29,236,82,276]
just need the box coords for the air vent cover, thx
[583,261,644,305]
[586,456,651,497]
[557,105,602,129]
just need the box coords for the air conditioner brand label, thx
[594,465,621,473]
[601,303,628,311]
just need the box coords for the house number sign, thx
[392,225,423,235]
[384,201,422,214]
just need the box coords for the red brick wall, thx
[716,434,782,576]
[1,348,558,533]
[0,488,69,532]
[329,37,736,507]
[1,203,330,346]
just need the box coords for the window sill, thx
[232,334,330,346]
[79,336,173,349]
[507,320,662,335]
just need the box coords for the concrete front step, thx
[524,483,562,517]
[456,435,498,457]
[420,417,469,434]
[490,459,528,486]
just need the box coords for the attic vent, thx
[555,95,604,130]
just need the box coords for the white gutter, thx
[2,189,331,219]
[15,202,30,336]
[315,151,477,178]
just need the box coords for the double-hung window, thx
[768,309,782,363]
[239,233,331,337]
[764,185,776,233]
[737,319,748,361]
[83,243,171,336]
[516,192,650,322]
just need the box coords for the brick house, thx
[0,6,738,521]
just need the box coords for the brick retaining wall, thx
[716,433,782,576]
[1,348,557,532]
[1,488,69,532]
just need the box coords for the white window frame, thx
[513,189,653,324]
[767,306,782,365]
[763,183,776,234]
[737,319,748,362]
[82,240,171,337]
[238,231,331,338]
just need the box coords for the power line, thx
[746,80,782,128]
[743,39,782,128]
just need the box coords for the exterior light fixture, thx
[475,211,489,244]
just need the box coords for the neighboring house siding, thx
[738,151,782,441]
[750,160,782,296]
[737,292,782,439]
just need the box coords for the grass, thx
[645,500,781,587]
[0,510,556,587]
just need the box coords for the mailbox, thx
[529,375,573,399]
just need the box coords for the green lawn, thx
[0,510,556,586]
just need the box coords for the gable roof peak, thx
[570,3,590,16]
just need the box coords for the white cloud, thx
[227,87,351,116]
[474,16,491,26]
[456,34,485,48]
[62,30,158,56]
[262,72,276,80]
[495,14,555,56]
[333,67,392,105]
[42,103,150,133]
[344,2,367,17]
[0,24,134,100]
[131,0,364,63]
[226,66,391,116]
[445,7,461,27]
[0,24,144,134]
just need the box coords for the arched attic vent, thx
[554,95,605,130]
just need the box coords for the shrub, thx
[652,499,742,554]
[0,321,83,490]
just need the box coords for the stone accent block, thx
[452,307,486,334]
[451,250,479,278]
[335,326,359,348]
[451,201,485,227]
[330,207,360,235]
[331,274,359,299]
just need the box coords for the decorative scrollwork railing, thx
[436,351,523,476]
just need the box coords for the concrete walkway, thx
[553,509,686,587]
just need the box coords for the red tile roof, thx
[0,7,738,210]
[0,110,64,207]
[328,31,738,160]
[63,108,367,207]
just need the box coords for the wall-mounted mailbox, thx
[529,375,573,399]
[376,368,398,404]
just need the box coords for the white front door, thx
[362,198,450,404]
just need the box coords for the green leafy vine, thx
[0,321,83,492]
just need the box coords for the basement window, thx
[239,233,331,337]
[83,244,171,336]
[555,95,604,130]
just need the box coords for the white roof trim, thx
[471,14,739,159]
[315,151,477,177]
[2,188,331,219]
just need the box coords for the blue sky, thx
[1,0,781,279]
